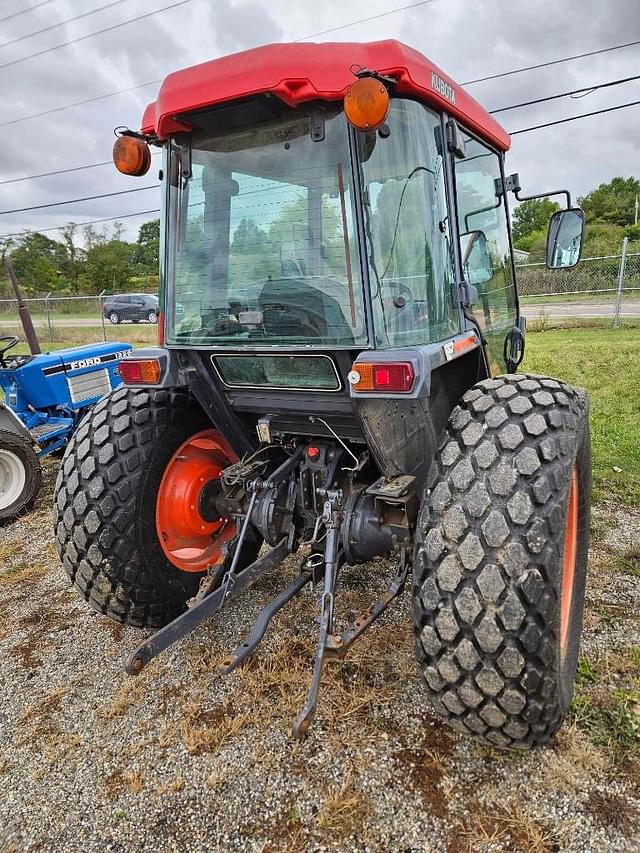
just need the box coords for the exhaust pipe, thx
[4,255,41,355]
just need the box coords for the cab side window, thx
[453,134,516,360]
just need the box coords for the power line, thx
[0,185,158,216]
[462,38,640,86]
[1,208,161,239]
[298,0,437,40]
[0,0,196,71]
[0,0,57,25]
[2,0,439,127]
[0,79,161,128]
[0,0,130,49]
[490,73,640,114]
[510,98,640,135]
[0,149,161,186]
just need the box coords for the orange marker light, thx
[113,135,151,177]
[119,358,161,384]
[344,77,390,131]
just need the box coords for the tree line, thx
[512,176,640,261]
[1,175,638,297]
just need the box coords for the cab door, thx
[452,131,518,373]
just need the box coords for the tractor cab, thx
[58,40,592,749]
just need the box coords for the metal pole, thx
[45,291,53,343]
[4,255,41,354]
[614,236,629,328]
[99,289,107,341]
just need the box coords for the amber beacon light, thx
[112,135,151,176]
[344,76,390,131]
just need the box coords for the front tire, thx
[53,388,259,628]
[0,430,41,522]
[413,375,591,749]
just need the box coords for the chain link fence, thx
[516,238,640,326]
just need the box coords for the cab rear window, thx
[213,354,340,391]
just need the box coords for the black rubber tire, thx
[53,387,260,629]
[413,374,591,749]
[108,312,120,325]
[147,310,158,324]
[0,430,42,522]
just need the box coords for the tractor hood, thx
[140,39,510,151]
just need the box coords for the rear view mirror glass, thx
[460,230,493,286]
[546,208,585,269]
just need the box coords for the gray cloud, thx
[0,0,638,241]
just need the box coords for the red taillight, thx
[119,358,161,384]
[349,361,415,393]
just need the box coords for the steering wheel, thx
[0,336,20,367]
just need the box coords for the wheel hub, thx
[156,430,237,572]
[0,449,26,511]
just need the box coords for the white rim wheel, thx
[110,313,119,324]
[0,449,26,511]
[148,311,157,323]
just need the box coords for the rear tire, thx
[0,430,41,522]
[109,312,120,325]
[413,375,591,749]
[53,388,260,629]
[147,310,158,324]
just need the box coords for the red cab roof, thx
[141,39,510,151]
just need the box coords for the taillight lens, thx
[349,361,415,393]
[119,358,161,384]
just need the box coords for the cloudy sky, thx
[1,0,639,242]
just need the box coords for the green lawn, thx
[525,327,640,507]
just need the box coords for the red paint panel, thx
[140,39,510,151]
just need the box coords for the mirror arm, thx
[514,187,572,209]
[500,173,573,208]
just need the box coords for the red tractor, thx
[55,40,590,748]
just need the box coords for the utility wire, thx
[491,73,640,114]
[0,0,56,25]
[0,0,130,49]
[463,38,640,85]
[297,0,437,40]
[0,0,196,71]
[7,70,639,186]
[0,149,161,186]
[1,0,439,126]
[1,208,161,239]
[510,99,640,135]
[0,79,161,128]
[0,185,158,216]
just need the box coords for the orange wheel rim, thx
[156,429,236,573]
[560,467,579,660]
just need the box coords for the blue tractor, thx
[0,335,132,520]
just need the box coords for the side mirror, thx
[546,208,585,269]
[460,230,493,286]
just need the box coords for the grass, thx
[524,326,640,508]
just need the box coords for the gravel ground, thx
[1,461,639,853]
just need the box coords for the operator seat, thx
[258,277,355,345]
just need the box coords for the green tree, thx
[81,240,136,294]
[511,198,560,245]
[579,176,640,227]
[9,233,66,293]
[133,219,160,272]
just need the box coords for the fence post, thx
[613,237,629,328]
[99,289,107,342]
[44,291,53,343]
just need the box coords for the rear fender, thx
[0,403,34,445]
